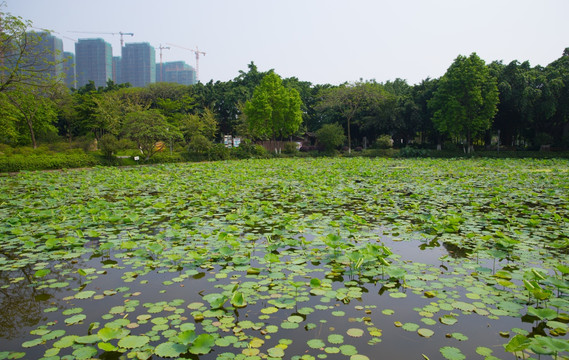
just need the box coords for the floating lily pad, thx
[307,339,325,349]
[64,314,86,325]
[440,346,465,360]
[74,290,96,299]
[118,335,150,349]
[418,328,434,338]
[346,328,364,337]
[328,334,344,344]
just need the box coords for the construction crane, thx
[32,27,77,42]
[68,31,134,48]
[157,44,170,82]
[166,43,206,82]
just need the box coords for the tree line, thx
[2,9,569,156]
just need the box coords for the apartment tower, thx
[75,38,113,88]
[121,42,155,87]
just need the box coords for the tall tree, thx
[2,83,59,148]
[0,10,62,93]
[122,109,180,160]
[317,82,384,153]
[428,53,499,153]
[244,72,303,150]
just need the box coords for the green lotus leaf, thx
[439,315,458,325]
[74,290,96,299]
[176,330,196,346]
[328,334,344,344]
[72,346,98,360]
[97,327,122,342]
[21,338,43,348]
[34,269,51,278]
[189,333,215,355]
[440,346,465,360]
[527,307,558,321]
[402,322,420,332]
[267,347,285,357]
[230,291,247,308]
[117,335,150,349]
[154,342,187,358]
[346,328,364,337]
[75,335,99,344]
[307,339,325,349]
[53,335,77,349]
[310,278,321,288]
[203,293,228,309]
[418,328,434,338]
[64,314,86,325]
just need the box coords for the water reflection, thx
[0,268,52,339]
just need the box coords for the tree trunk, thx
[26,117,37,149]
[347,116,352,154]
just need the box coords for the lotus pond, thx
[1,157,568,360]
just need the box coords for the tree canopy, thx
[428,53,499,152]
[2,7,569,155]
[244,72,303,148]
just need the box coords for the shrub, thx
[375,135,393,149]
[398,146,430,158]
[315,123,346,152]
[231,140,268,159]
[0,153,101,172]
[208,143,231,161]
[188,134,213,154]
[144,152,185,164]
[99,134,121,159]
[283,142,299,155]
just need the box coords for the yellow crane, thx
[166,43,206,82]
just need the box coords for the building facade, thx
[156,61,196,85]
[63,51,76,89]
[75,38,113,88]
[16,32,65,83]
[112,56,122,84]
[121,42,155,87]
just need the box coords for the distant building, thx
[121,42,155,87]
[156,61,196,85]
[112,56,122,84]
[75,38,113,88]
[63,51,76,89]
[18,32,65,83]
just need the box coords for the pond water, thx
[1,158,568,360]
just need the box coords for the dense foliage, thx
[1,8,569,161]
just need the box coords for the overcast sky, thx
[4,0,568,85]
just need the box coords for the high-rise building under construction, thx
[75,38,112,88]
[156,61,196,85]
[121,42,155,87]
[63,51,76,89]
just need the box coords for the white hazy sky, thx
[4,0,569,85]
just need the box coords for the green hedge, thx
[0,153,101,172]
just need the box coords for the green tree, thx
[122,109,180,160]
[91,87,150,139]
[2,83,59,148]
[180,108,219,152]
[0,10,63,93]
[428,53,499,153]
[1,9,66,147]
[315,123,346,152]
[317,82,384,153]
[244,72,303,151]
